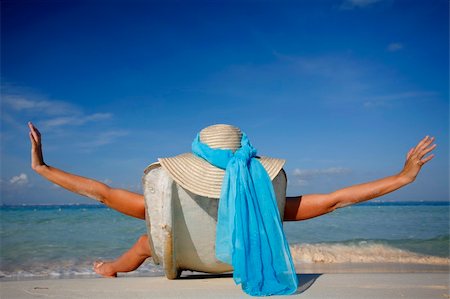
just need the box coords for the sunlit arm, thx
[284,136,436,221]
[28,122,145,219]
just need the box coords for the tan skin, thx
[28,122,436,277]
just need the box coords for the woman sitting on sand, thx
[28,122,436,281]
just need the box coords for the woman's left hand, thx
[399,136,436,183]
[28,122,46,172]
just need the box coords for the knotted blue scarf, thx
[192,132,298,296]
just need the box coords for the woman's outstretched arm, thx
[284,136,436,221]
[28,122,146,219]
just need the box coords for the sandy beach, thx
[1,273,449,299]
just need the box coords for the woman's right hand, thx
[28,122,47,172]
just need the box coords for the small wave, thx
[0,259,164,281]
[289,242,449,265]
[2,242,448,280]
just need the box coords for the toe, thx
[93,261,117,278]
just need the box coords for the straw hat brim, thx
[158,153,285,199]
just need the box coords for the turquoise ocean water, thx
[1,202,448,280]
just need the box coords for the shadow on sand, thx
[179,272,322,294]
[295,273,322,294]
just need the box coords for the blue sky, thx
[1,0,448,205]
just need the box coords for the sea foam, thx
[290,242,449,264]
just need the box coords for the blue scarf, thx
[192,132,298,296]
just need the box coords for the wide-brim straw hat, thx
[159,124,285,198]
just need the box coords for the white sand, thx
[1,273,449,299]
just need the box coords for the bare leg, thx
[284,136,436,221]
[93,234,152,277]
[28,122,146,219]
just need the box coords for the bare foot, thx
[93,261,117,278]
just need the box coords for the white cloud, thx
[77,130,129,149]
[41,113,113,128]
[289,178,309,186]
[340,0,382,9]
[291,167,351,186]
[9,173,29,186]
[387,43,403,52]
[277,53,348,78]
[293,167,351,179]
[363,91,438,108]
[1,112,24,130]
[2,95,79,116]
[1,83,112,129]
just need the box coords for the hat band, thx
[191,132,298,296]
